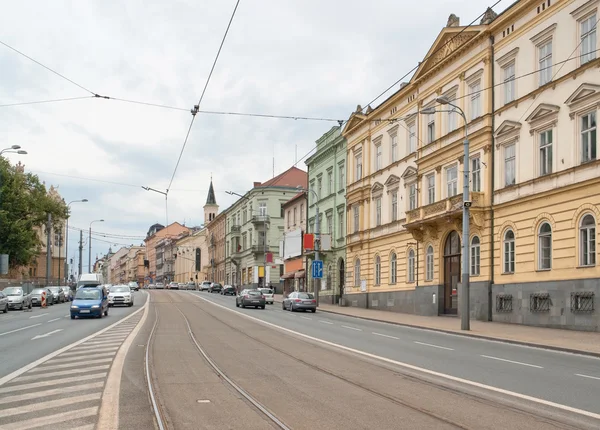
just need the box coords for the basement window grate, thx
[571,292,595,313]
[530,292,550,313]
[496,294,513,312]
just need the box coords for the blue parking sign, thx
[311,260,323,279]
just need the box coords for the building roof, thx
[282,191,306,208]
[256,166,307,189]
[205,179,217,205]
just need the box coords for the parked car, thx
[128,281,139,292]
[61,286,73,302]
[282,292,317,312]
[30,288,54,306]
[0,291,8,313]
[3,286,32,310]
[236,289,266,309]
[209,283,223,293]
[199,281,212,292]
[108,285,134,307]
[155,283,165,289]
[258,288,274,305]
[71,286,109,319]
[48,286,66,303]
[168,282,179,290]
[185,282,196,290]
[221,285,236,296]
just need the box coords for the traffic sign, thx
[311,260,323,279]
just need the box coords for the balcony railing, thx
[406,192,483,224]
[251,244,278,254]
[231,225,241,234]
[252,214,270,224]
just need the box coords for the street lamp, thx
[142,186,169,234]
[420,94,471,330]
[64,199,88,285]
[89,219,104,272]
[0,145,22,155]
[297,185,321,306]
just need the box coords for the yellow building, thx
[342,10,497,319]
[174,229,209,284]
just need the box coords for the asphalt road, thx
[185,290,600,417]
[0,290,148,379]
[143,290,600,429]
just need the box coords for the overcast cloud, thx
[1,0,498,268]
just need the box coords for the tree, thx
[0,157,68,269]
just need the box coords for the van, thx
[77,273,103,289]
[70,285,109,319]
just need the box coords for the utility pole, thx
[78,230,83,278]
[314,204,320,306]
[57,228,62,286]
[45,213,52,286]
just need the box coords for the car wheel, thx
[71,315,75,320]
[311,309,316,313]
[3,304,7,313]
[236,302,239,307]
[282,302,286,310]
[261,306,265,309]
[290,305,295,312]
[104,308,108,316]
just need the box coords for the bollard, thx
[41,291,47,309]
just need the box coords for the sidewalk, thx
[273,294,600,357]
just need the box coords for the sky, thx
[0,0,501,271]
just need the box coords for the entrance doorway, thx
[338,258,345,304]
[443,231,460,314]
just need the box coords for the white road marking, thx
[14,364,110,382]
[576,373,600,381]
[54,351,116,364]
[0,406,98,430]
[59,346,119,358]
[342,325,362,331]
[31,357,113,372]
[31,329,63,340]
[0,381,104,405]
[47,318,61,322]
[480,355,543,369]
[0,373,106,394]
[372,332,399,340]
[29,314,48,319]
[0,323,42,337]
[0,392,101,419]
[300,316,312,320]
[319,320,333,325]
[64,314,69,317]
[414,341,454,351]
[189,292,600,421]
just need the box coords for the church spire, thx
[206,175,217,205]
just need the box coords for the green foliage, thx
[0,157,68,268]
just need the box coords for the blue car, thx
[70,286,109,319]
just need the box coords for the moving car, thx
[0,291,8,313]
[3,286,32,310]
[258,288,274,304]
[71,286,109,319]
[199,281,212,292]
[48,286,65,303]
[209,283,223,293]
[108,285,134,307]
[221,285,236,296]
[282,292,317,312]
[236,289,266,309]
[128,281,139,292]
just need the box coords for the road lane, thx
[188,290,600,416]
[0,291,148,379]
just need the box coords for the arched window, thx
[374,255,381,285]
[354,258,361,287]
[425,246,434,281]
[503,230,515,273]
[471,236,480,275]
[408,249,415,282]
[326,264,334,290]
[538,223,552,270]
[580,214,596,266]
[390,253,397,284]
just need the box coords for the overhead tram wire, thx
[167,0,241,193]
[0,96,95,108]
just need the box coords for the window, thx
[580,214,596,266]
[375,144,382,170]
[539,129,553,175]
[300,204,304,222]
[287,210,291,228]
[504,143,516,186]
[538,40,552,86]
[447,102,457,133]
[258,230,266,246]
[408,184,417,210]
[391,191,398,221]
[427,174,435,204]
[503,229,515,273]
[471,157,481,192]
[317,178,322,199]
[339,164,345,190]
[446,165,458,197]
[408,122,417,153]
[338,212,344,239]
[390,253,397,284]
[581,13,597,64]
[503,62,515,104]
[328,171,333,195]
[354,259,361,287]
[259,202,267,216]
[375,197,382,226]
[327,214,333,235]
[355,154,363,180]
[243,210,247,223]
[374,256,381,285]
[470,80,482,120]
[471,236,480,276]
[353,206,359,233]
[391,134,398,163]
[427,111,435,144]
[425,246,434,281]
[538,222,552,270]
[581,112,597,163]
[408,249,415,282]
[293,208,297,225]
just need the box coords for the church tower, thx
[204,177,219,224]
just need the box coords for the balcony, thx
[251,244,278,254]
[230,225,241,236]
[252,214,270,225]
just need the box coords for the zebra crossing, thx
[0,312,143,430]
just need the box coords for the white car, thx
[258,288,274,304]
[108,285,134,307]
[199,281,212,292]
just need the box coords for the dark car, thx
[282,292,317,312]
[209,283,223,293]
[236,289,266,309]
[221,285,236,296]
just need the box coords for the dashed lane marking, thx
[372,332,399,340]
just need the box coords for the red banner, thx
[303,233,314,251]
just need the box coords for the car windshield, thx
[297,293,314,299]
[75,289,101,300]
[247,290,262,296]
[3,287,23,296]
[49,287,60,293]
[213,284,222,287]
[259,289,273,294]
[110,287,130,293]
[31,289,45,294]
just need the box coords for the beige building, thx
[204,180,227,283]
[281,192,307,294]
[174,229,209,284]
[108,247,129,285]
[144,222,189,284]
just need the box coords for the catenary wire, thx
[167,0,241,192]
[0,96,95,108]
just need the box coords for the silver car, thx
[48,286,65,303]
[3,286,32,310]
[30,288,54,306]
[282,292,317,312]
[0,291,8,313]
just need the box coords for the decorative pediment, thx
[494,120,521,140]
[384,174,401,187]
[525,104,560,123]
[412,28,481,82]
[401,166,418,186]
[342,107,368,135]
[565,84,600,118]
[371,182,384,195]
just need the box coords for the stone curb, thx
[274,299,600,359]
